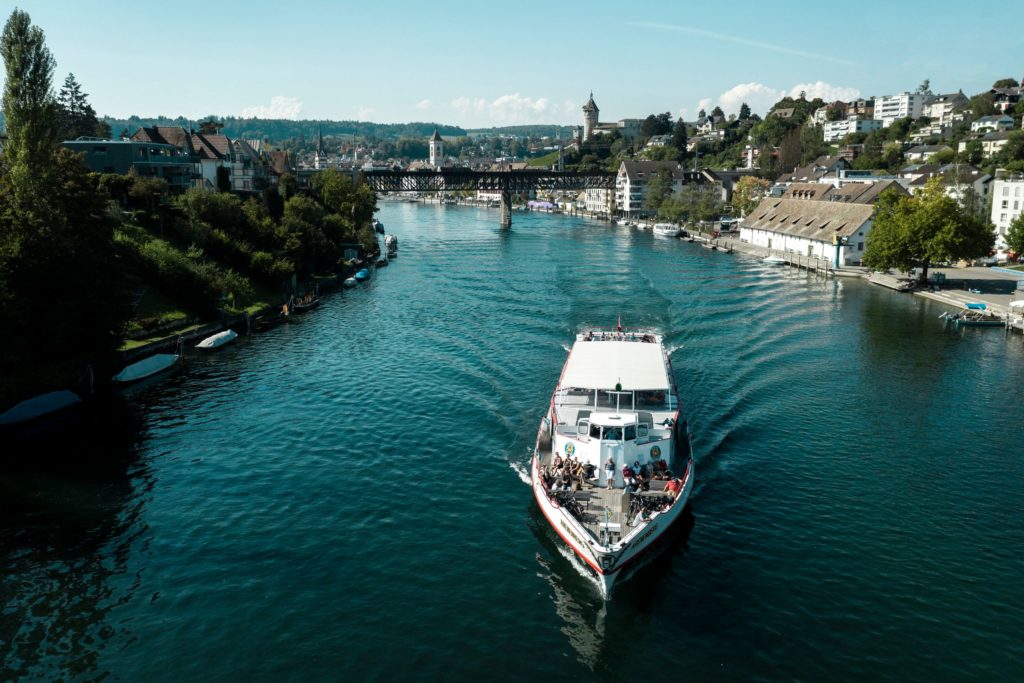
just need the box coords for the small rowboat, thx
[195,329,238,350]
[355,269,370,281]
[0,390,82,426]
[343,277,358,288]
[291,297,321,313]
[112,353,180,383]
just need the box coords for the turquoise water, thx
[3,202,1024,681]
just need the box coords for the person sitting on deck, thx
[553,454,563,472]
[583,462,596,484]
[665,477,682,498]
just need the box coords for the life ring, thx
[651,445,661,459]
[565,443,575,457]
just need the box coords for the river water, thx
[3,202,1023,681]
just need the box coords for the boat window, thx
[637,424,649,439]
[602,426,622,441]
[624,425,636,441]
[636,391,668,409]
[577,419,590,436]
[597,390,633,410]
[562,388,593,406]
[590,422,601,439]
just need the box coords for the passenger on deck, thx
[560,470,573,492]
[622,464,637,491]
[666,477,682,498]
[604,457,615,489]
[635,472,649,492]
[583,462,596,485]
[553,454,563,472]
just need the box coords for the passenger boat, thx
[355,268,370,281]
[531,325,695,598]
[195,329,238,350]
[652,223,681,237]
[112,353,180,384]
[0,390,82,426]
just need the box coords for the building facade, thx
[739,198,875,266]
[63,138,195,191]
[991,176,1024,252]
[875,92,926,127]
[823,117,883,143]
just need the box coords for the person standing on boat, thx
[604,457,615,489]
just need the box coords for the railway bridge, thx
[360,168,617,227]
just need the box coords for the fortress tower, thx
[582,92,599,141]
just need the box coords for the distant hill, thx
[100,116,467,142]
[465,124,574,139]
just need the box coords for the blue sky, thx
[12,0,1023,128]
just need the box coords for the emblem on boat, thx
[565,443,575,457]
[600,554,617,570]
[651,446,661,459]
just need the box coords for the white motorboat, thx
[531,326,694,598]
[762,256,786,265]
[112,353,180,383]
[195,329,238,350]
[343,277,358,288]
[652,223,681,237]
[0,390,82,426]
[615,219,629,226]
[385,234,398,257]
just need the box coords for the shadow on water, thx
[1,396,150,681]
[528,503,696,671]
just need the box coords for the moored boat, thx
[762,256,786,265]
[940,302,1004,327]
[195,329,238,350]
[373,219,385,234]
[531,326,694,598]
[112,353,180,383]
[0,390,82,426]
[355,268,370,281]
[291,294,321,313]
[385,234,398,257]
[343,277,358,288]
[652,223,681,237]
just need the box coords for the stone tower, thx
[582,92,599,141]
[429,129,444,168]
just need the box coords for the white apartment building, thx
[584,188,613,216]
[875,92,926,127]
[923,91,968,126]
[991,177,1024,252]
[822,117,883,143]
[614,161,687,216]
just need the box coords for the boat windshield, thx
[597,390,633,411]
[636,390,669,410]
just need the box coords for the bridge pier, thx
[500,190,512,228]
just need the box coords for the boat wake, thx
[551,538,603,595]
[509,460,532,486]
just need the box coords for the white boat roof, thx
[560,341,670,391]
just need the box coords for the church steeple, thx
[315,124,326,170]
[429,129,444,169]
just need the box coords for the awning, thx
[560,341,669,391]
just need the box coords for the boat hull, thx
[112,354,179,383]
[531,447,693,598]
[195,329,238,349]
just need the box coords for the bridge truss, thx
[360,169,618,226]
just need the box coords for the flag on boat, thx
[617,315,622,332]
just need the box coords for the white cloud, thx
[240,95,303,119]
[787,81,860,102]
[717,83,783,117]
[451,93,575,124]
[695,81,861,118]
[356,105,376,119]
[415,99,432,110]
[677,107,689,120]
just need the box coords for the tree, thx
[697,108,706,120]
[968,92,997,120]
[670,118,688,152]
[739,102,751,120]
[961,140,983,166]
[1006,213,1024,256]
[1,8,58,205]
[645,168,674,212]
[732,176,772,216]
[863,179,994,281]
[799,124,826,164]
[992,78,1019,89]
[916,79,933,96]
[56,72,107,140]
[199,118,223,135]
[710,106,724,119]
[279,172,297,200]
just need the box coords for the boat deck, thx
[537,444,673,545]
